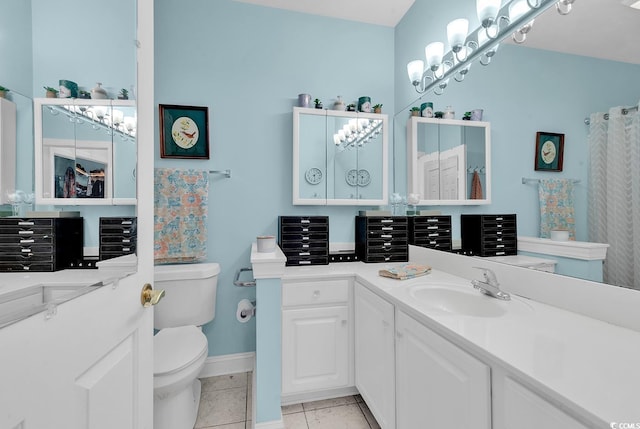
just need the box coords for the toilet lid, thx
[154,326,208,376]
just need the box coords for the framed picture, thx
[534,131,564,172]
[159,104,210,159]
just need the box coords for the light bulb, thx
[407,60,424,85]
[447,19,469,52]
[477,0,502,27]
[425,42,444,70]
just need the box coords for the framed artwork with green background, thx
[534,131,564,172]
[159,104,210,159]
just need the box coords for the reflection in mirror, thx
[293,107,388,205]
[407,117,490,205]
[35,99,136,205]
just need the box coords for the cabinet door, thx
[282,305,350,394]
[492,371,590,429]
[395,311,491,429]
[354,283,395,429]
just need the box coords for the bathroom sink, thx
[0,283,99,328]
[408,286,509,317]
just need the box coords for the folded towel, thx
[154,168,209,264]
[538,179,576,240]
[379,263,432,280]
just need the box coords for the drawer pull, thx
[381,227,393,231]
[302,228,309,232]
[18,221,34,226]
[496,231,502,235]
[122,239,131,243]
[427,226,438,230]
[496,251,506,256]
[299,260,311,265]
[121,220,133,225]
[381,219,394,223]
[496,244,505,248]
[21,248,32,253]
[301,219,310,224]
[496,217,503,220]
[123,247,131,252]
[381,234,392,238]
[428,233,439,237]
[497,224,502,228]
[430,241,437,245]
[302,244,309,248]
[20,239,34,244]
[123,229,131,234]
[313,290,320,298]
[18,230,33,235]
[302,236,309,241]
[383,242,391,247]
[497,238,502,242]
[426,218,438,222]
[299,252,310,256]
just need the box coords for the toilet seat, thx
[154,325,208,376]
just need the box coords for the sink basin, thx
[0,283,99,328]
[408,286,509,317]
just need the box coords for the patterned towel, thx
[471,170,483,199]
[379,263,432,280]
[154,168,209,264]
[538,179,576,240]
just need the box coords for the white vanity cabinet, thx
[492,369,590,429]
[395,310,491,429]
[281,278,354,399]
[354,282,395,429]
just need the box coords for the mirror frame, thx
[34,98,137,206]
[293,107,389,206]
[407,116,491,205]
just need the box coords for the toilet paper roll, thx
[236,299,255,323]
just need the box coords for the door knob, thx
[141,283,165,308]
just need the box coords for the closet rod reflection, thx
[584,105,638,125]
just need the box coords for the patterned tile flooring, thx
[195,372,380,429]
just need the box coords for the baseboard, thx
[252,419,284,429]
[281,386,359,406]
[198,352,255,378]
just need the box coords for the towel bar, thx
[210,169,231,178]
[233,267,256,287]
[522,177,580,184]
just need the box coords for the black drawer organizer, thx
[460,214,517,257]
[408,215,452,252]
[356,216,409,263]
[278,216,329,266]
[0,217,83,272]
[99,217,137,261]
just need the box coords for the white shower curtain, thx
[587,104,640,289]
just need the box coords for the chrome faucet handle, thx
[472,266,499,286]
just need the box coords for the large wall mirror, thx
[407,117,490,205]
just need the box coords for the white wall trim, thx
[250,243,286,279]
[198,352,255,378]
[518,236,609,260]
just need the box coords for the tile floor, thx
[195,372,381,429]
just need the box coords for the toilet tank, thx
[153,262,220,330]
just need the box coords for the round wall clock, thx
[346,169,358,186]
[540,140,557,164]
[171,117,199,149]
[357,169,371,186]
[305,167,323,185]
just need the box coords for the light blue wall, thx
[394,0,640,242]
[2,0,138,247]
[154,0,395,356]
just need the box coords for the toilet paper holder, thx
[233,267,256,287]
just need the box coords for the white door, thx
[0,274,154,429]
[354,283,395,429]
[282,306,350,394]
[395,311,491,429]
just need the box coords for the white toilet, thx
[153,262,220,429]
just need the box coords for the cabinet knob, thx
[382,320,390,328]
[313,290,320,298]
[396,331,403,339]
[341,320,347,327]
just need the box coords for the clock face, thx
[541,140,556,164]
[305,167,323,185]
[171,117,199,149]
[346,169,358,186]
[357,169,371,186]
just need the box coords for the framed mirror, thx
[293,107,388,206]
[407,117,491,205]
[34,98,136,206]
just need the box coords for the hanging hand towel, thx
[538,179,576,240]
[154,168,209,264]
[470,170,483,199]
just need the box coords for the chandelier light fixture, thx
[407,0,575,95]
[47,104,137,141]
[332,118,383,152]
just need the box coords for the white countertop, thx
[282,261,640,425]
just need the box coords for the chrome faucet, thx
[471,267,510,300]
